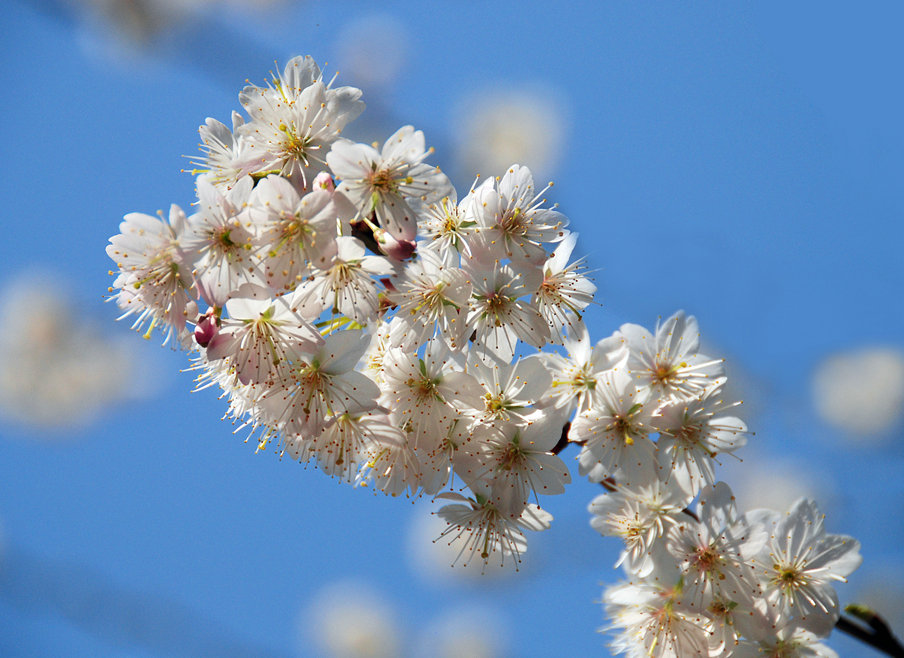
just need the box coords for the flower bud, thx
[312,172,335,193]
[194,311,219,348]
[373,227,416,261]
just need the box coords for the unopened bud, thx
[373,228,416,261]
[194,311,219,348]
[313,171,335,193]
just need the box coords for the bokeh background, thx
[2,1,903,656]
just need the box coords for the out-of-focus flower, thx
[76,0,203,46]
[0,273,147,431]
[72,0,285,49]
[720,451,830,514]
[302,580,401,658]
[335,15,408,92]
[812,346,904,440]
[453,87,567,181]
[412,605,508,658]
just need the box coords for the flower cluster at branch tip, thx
[107,55,863,657]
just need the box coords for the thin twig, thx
[836,606,904,657]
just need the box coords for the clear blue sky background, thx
[1,1,902,656]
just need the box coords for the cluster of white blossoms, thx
[586,312,862,657]
[106,56,864,656]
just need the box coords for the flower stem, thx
[836,606,904,657]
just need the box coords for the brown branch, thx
[551,421,572,455]
[836,606,904,657]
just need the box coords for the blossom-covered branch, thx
[107,55,885,657]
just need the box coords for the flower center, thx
[497,437,524,471]
[773,564,808,594]
[693,544,724,574]
[368,167,397,193]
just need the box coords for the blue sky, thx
[1,1,903,656]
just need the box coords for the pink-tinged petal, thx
[497,164,534,198]
[204,332,236,362]
[281,55,321,91]
[374,228,416,261]
[509,357,552,404]
[526,452,571,494]
[328,371,381,414]
[697,482,738,534]
[519,414,565,452]
[325,85,365,130]
[440,371,484,409]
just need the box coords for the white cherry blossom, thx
[750,498,862,635]
[654,379,748,494]
[184,176,262,307]
[106,203,195,346]
[259,329,380,436]
[379,338,480,441]
[388,248,472,348]
[204,292,322,386]
[328,125,452,241]
[107,55,873,655]
[237,56,364,190]
[541,325,628,417]
[532,232,596,343]
[285,411,405,483]
[569,366,656,479]
[618,311,725,401]
[417,188,478,258]
[604,580,710,658]
[470,164,568,266]
[434,490,552,569]
[465,353,552,426]
[290,236,395,324]
[464,259,549,363]
[192,112,252,191]
[589,459,695,578]
[665,482,766,608]
[467,414,571,515]
[247,175,355,291]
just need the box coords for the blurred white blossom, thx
[721,451,831,514]
[0,273,147,431]
[335,15,408,92]
[74,0,212,45]
[412,605,508,658]
[453,87,566,181]
[72,0,285,53]
[812,346,904,439]
[302,580,401,658]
